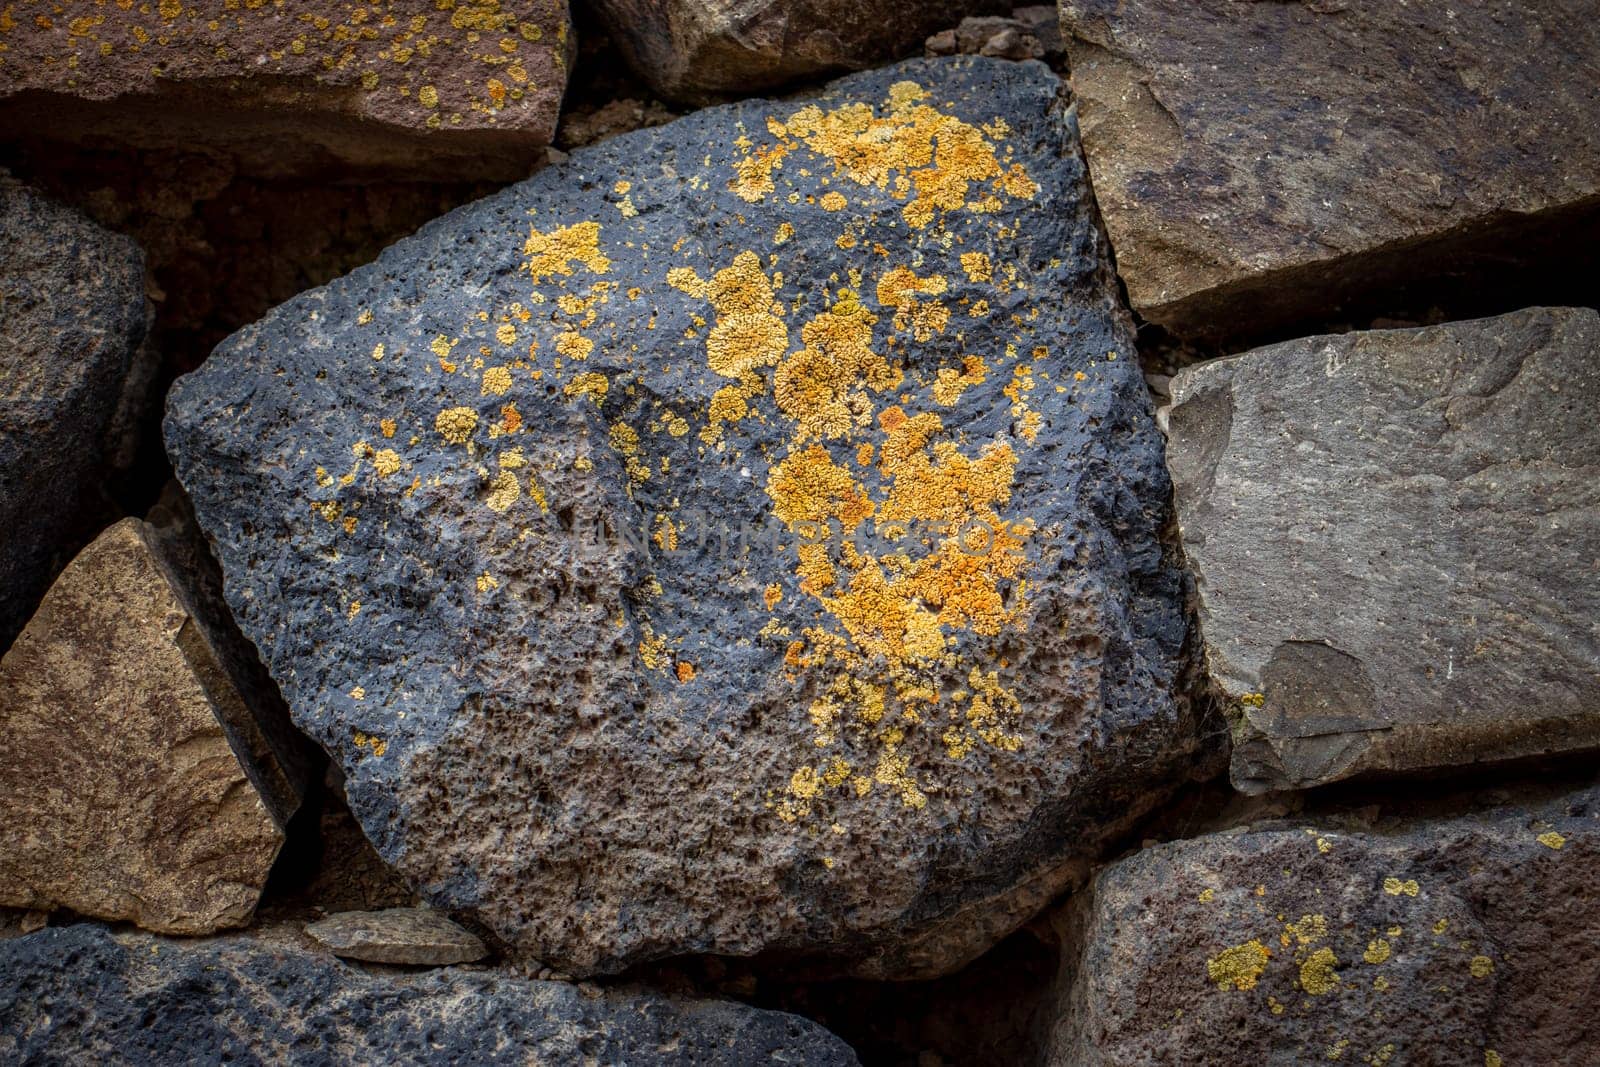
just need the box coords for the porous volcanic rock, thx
[1046,778,1600,1066]
[0,924,860,1065]
[0,173,147,653]
[0,516,311,933]
[1058,0,1600,344]
[0,1,573,180]
[1166,308,1600,793]
[588,0,1008,103]
[306,908,487,966]
[166,57,1209,978]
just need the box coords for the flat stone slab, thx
[0,924,860,1065]
[0,518,307,934]
[1046,778,1600,1066]
[1058,0,1600,343]
[0,1,573,179]
[0,173,146,653]
[1167,307,1600,793]
[166,57,1210,978]
[306,908,487,966]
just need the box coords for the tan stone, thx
[0,518,304,933]
[306,908,487,966]
[0,1,574,180]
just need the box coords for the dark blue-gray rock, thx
[0,172,148,654]
[165,57,1212,979]
[1166,307,1600,794]
[1045,777,1600,1066]
[0,924,860,1066]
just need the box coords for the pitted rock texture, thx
[306,908,487,966]
[1167,307,1600,794]
[0,517,309,934]
[589,0,1007,103]
[0,1,573,179]
[1058,0,1600,344]
[1046,779,1600,1066]
[0,925,861,1066]
[166,57,1208,979]
[0,173,146,653]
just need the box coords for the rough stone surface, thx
[0,2,573,180]
[0,172,147,653]
[1167,307,1600,794]
[0,517,310,934]
[1046,778,1600,1066]
[926,8,1063,64]
[588,0,1008,103]
[165,57,1209,979]
[0,924,860,1065]
[306,908,488,966]
[1058,0,1600,343]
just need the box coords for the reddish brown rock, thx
[0,517,311,934]
[1058,0,1600,344]
[587,0,1008,103]
[0,1,573,179]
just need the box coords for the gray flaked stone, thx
[1167,307,1600,794]
[306,908,487,966]
[165,57,1210,979]
[589,0,1007,103]
[1046,779,1600,1066]
[0,173,147,654]
[1058,0,1600,343]
[0,2,573,180]
[0,516,312,934]
[0,924,860,1065]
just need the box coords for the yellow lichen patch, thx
[705,252,788,378]
[819,191,847,212]
[352,730,387,758]
[373,449,402,477]
[666,266,707,298]
[523,220,611,283]
[1485,1051,1503,1067]
[1285,913,1328,946]
[564,371,608,403]
[774,290,897,441]
[1364,939,1392,965]
[484,470,521,512]
[481,365,513,396]
[495,322,517,345]
[1206,940,1271,991]
[775,222,795,244]
[764,583,783,610]
[435,406,479,444]
[1383,877,1421,897]
[959,251,993,283]
[1469,955,1494,979]
[476,572,499,593]
[1299,947,1341,995]
[1537,830,1566,850]
[609,421,651,487]
[380,418,397,438]
[555,331,595,360]
[932,354,987,406]
[876,266,950,340]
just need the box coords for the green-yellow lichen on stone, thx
[1206,939,1271,991]
[1299,946,1341,995]
[1537,830,1566,850]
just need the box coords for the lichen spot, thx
[1364,939,1391,965]
[1469,955,1495,979]
[1537,831,1566,850]
[565,372,608,403]
[960,251,993,283]
[1299,947,1340,995]
[523,220,611,283]
[435,406,479,444]
[485,470,521,512]
[1383,877,1421,897]
[1206,940,1271,991]
[764,583,783,610]
[820,191,847,212]
[373,449,402,477]
[705,252,787,377]
[481,366,513,396]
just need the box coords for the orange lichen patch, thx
[701,381,753,443]
[523,220,610,284]
[932,354,988,406]
[705,251,787,377]
[959,251,993,283]
[498,403,523,433]
[729,141,792,202]
[774,291,898,441]
[380,418,397,438]
[481,365,513,396]
[764,583,783,610]
[435,406,478,444]
[875,266,950,341]
[352,730,387,759]
[372,449,403,477]
[1207,940,1272,991]
[819,191,848,212]
[554,331,594,360]
[564,371,608,403]
[675,661,697,683]
[666,266,707,298]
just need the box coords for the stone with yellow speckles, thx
[164,58,1210,980]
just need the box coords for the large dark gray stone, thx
[165,57,1210,979]
[1046,778,1600,1066]
[0,924,859,1065]
[1167,307,1600,794]
[0,173,147,653]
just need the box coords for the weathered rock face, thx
[588,0,1008,103]
[1057,0,1600,344]
[0,2,573,180]
[1046,778,1600,1066]
[306,908,487,966]
[165,57,1210,978]
[0,174,147,653]
[0,517,311,934]
[1166,307,1600,794]
[0,925,861,1065]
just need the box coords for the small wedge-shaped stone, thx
[165,58,1210,978]
[0,517,311,933]
[0,925,860,1065]
[1167,307,1600,793]
[1046,778,1600,1066]
[1058,0,1600,343]
[306,908,487,966]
